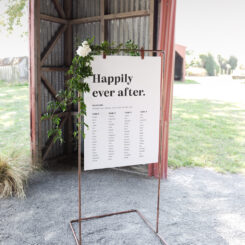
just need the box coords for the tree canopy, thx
[199,53,219,76]
[0,0,28,34]
[217,54,238,74]
[228,56,238,71]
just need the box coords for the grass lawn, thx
[169,98,245,174]
[0,81,244,174]
[0,81,30,158]
[174,79,200,84]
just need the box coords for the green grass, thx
[174,79,200,84]
[169,99,245,174]
[0,81,244,174]
[0,81,30,158]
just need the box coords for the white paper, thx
[84,56,161,170]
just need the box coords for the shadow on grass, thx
[169,99,245,174]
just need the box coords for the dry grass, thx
[0,81,33,198]
[0,153,32,199]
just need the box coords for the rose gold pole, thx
[78,92,82,245]
[156,53,165,233]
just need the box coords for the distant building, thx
[0,56,28,82]
[174,44,186,81]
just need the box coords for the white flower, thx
[76,44,91,57]
[82,41,88,47]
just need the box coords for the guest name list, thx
[84,56,161,170]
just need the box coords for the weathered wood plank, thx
[70,10,150,25]
[41,24,67,65]
[101,0,105,42]
[52,0,66,19]
[104,10,150,20]
[70,15,101,25]
[29,0,41,165]
[41,75,61,102]
[149,0,155,54]
[40,14,67,24]
[41,66,69,72]
[64,0,73,154]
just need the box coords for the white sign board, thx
[84,56,161,170]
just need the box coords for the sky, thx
[176,0,245,64]
[0,1,28,58]
[0,0,245,64]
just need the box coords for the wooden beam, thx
[42,115,68,160]
[64,0,73,154]
[70,16,101,25]
[149,0,155,54]
[40,14,67,24]
[41,75,61,102]
[41,66,69,72]
[104,10,150,20]
[70,10,150,25]
[52,0,66,19]
[100,0,105,42]
[29,0,41,165]
[41,24,68,65]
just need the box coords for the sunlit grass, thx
[1,81,244,174]
[169,99,245,174]
[0,81,30,158]
[0,81,31,198]
[174,79,200,84]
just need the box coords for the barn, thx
[29,0,176,178]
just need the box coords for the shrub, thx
[0,154,31,198]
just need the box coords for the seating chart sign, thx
[84,56,161,170]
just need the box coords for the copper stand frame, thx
[70,49,167,245]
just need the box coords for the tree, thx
[200,53,218,76]
[217,55,227,74]
[0,0,28,34]
[185,49,202,69]
[228,56,238,73]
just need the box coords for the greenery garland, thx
[42,39,139,143]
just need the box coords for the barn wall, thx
[33,0,158,164]
[71,0,153,155]
[72,0,151,50]
[40,0,65,160]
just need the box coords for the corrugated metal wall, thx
[40,0,65,159]
[39,0,154,161]
[105,0,149,13]
[105,0,150,49]
[72,0,150,50]
[106,17,149,49]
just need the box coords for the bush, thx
[0,153,31,198]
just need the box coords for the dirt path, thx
[1,167,244,245]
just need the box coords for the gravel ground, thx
[0,167,245,245]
